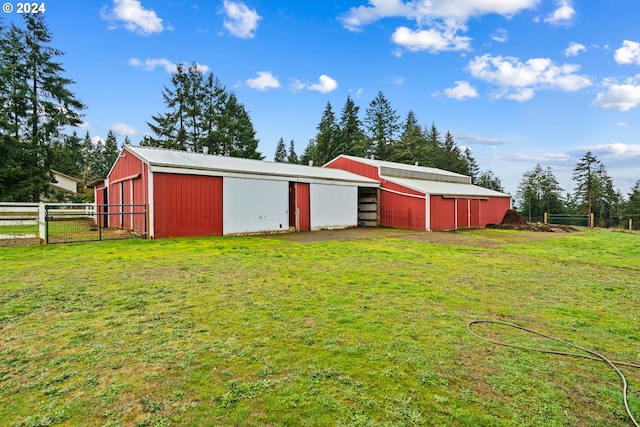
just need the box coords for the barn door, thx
[289,182,310,231]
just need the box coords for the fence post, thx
[590,213,595,228]
[38,202,46,245]
[543,212,548,224]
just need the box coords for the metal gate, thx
[45,203,147,244]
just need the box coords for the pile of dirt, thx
[487,209,578,232]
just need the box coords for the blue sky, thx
[5,0,640,196]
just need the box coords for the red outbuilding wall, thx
[325,155,511,232]
[153,173,223,238]
[325,156,379,181]
[106,149,148,230]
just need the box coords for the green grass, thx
[0,224,38,235]
[1,228,639,426]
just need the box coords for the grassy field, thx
[1,228,639,426]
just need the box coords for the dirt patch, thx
[261,226,564,248]
[487,210,579,233]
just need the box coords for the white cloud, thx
[467,54,592,101]
[544,0,575,25]
[565,42,586,57]
[289,78,306,92]
[288,75,339,93]
[111,122,139,136]
[340,0,537,54]
[491,28,508,43]
[593,76,640,111]
[129,58,209,74]
[614,40,640,65]
[589,143,640,159]
[340,0,538,31]
[443,81,478,99]
[391,26,471,52]
[246,71,281,90]
[307,75,338,93]
[101,0,164,35]
[222,0,261,39]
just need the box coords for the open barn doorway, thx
[358,187,378,226]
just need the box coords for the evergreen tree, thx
[213,93,263,159]
[300,138,317,166]
[81,131,97,182]
[0,15,84,201]
[336,96,366,157]
[394,111,428,164]
[423,123,442,167]
[200,73,227,153]
[146,62,189,150]
[364,91,400,160]
[572,151,601,221]
[51,130,83,177]
[314,102,339,165]
[624,180,640,227]
[274,137,287,162]
[439,131,468,175]
[287,139,299,164]
[517,164,564,221]
[89,130,119,179]
[464,147,480,183]
[477,170,504,192]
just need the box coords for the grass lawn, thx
[1,228,639,426]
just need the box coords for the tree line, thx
[1,14,638,227]
[516,151,640,228]
[272,92,504,192]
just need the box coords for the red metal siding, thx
[380,189,426,230]
[456,198,469,229]
[470,199,481,228]
[106,148,149,230]
[482,197,511,226]
[153,173,223,238]
[430,196,456,231]
[325,157,380,180]
[296,183,310,231]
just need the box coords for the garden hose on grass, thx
[467,319,640,427]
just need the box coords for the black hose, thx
[467,319,639,427]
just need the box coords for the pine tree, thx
[394,111,427,164]
[81,131,97,182]
[423,123,442,168]
[477,170,504,192]
[572,151,601,220]
[213,93,263,159]
[0,15,84,201]
[314,102,339,165]
[464,147,480,183]
[624,180,640,227]
[364,91,400,160]
[274,137,287,162]
[336,96,366,158]
[51,130,83,177]
[517,164,563,220]
[287,139,299,164]
[146,63,189,150]
[436,131,468,175]
[300,138,317,166]
[23,15,84,200]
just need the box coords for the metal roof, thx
[382,175,511,198]
[124,146,379,186]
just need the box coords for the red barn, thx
[101,146,379,238]
[324,155,511,231]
